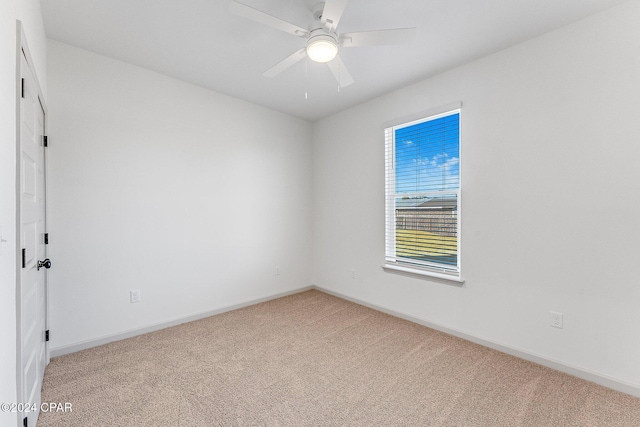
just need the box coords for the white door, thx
[19,49,48,427]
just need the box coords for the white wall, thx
[0,1,47,425]
[312,0,640,393]
[46,41,313,351]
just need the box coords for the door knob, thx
[37,258,51,270]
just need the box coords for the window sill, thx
[382,263,465,284]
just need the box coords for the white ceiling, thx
[41,0,628,121]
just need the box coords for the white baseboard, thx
[50,286,313,358]
[313,285,640,399]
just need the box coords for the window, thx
[384,109,461,280]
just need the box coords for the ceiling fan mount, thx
[312,2,325,21]
[229,0,416,88]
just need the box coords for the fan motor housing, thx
[307,28,338,45]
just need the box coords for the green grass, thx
[395,229,457,258]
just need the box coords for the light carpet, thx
[39,290,640,426]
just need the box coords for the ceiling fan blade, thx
[327,54,354,88]
[263,48,307,78]
[229,1,309,38]
[340,28,416,47]
[321,0,349,32]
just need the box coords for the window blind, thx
[385,110,460,274]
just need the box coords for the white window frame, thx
[383,105,463,283]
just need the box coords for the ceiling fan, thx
[229,0,416,87]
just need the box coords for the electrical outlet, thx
[130,290,141,303]
[550,311,563,329]
[275,266,280,275]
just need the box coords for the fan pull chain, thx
[305,59,309,100]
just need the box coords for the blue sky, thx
[395,113,459,194]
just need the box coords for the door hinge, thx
[22,248,26,268]
[21,78,25,98]
[43,135,48,147]
[23,416,28,427]
[45,330,50,342]
[44,233,49,244]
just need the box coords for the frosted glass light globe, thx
[307,37,338,63]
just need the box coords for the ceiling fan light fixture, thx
[306,34,338,63]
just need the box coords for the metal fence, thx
[396,209,457,237]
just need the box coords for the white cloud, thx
[412,153,459,191]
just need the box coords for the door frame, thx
[15,20,49,426]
